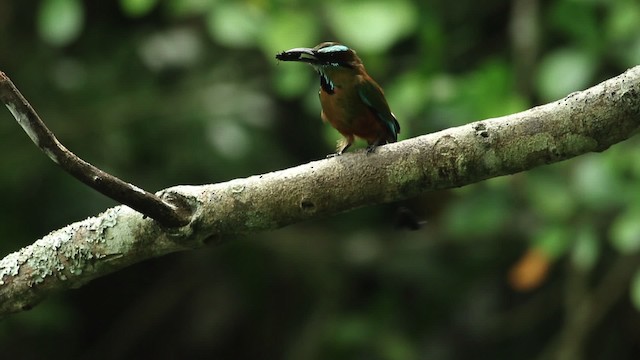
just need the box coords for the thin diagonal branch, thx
[0,71,192,227]
[0,66,639,319]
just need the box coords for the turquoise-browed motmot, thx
[276,42,400,156]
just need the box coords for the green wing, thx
[358,81,400,141]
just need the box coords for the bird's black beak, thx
[275,47,320,65]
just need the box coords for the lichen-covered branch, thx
[0,72,192,227]
[1,66,639,318]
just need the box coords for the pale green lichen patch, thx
[482,149,500,171]
[84,207,119,242]
[386,149,423,196]
[504,132,555,165]
[0,252,24,285]
[0,208,124,287]
[558,133,598,155]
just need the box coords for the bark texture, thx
[1,66,639,318]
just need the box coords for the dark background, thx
[1,0,640,359]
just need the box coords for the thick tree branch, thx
[0,71,192,227]
[1,66,639,318]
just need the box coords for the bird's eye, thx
[317,45,350,54]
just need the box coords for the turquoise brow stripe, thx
[318,45,349,53]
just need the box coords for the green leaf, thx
[571,155,621,209]
[604,2,640,67]
[261,9,319,58]
[550,1,600,45]
[630,268,640,312]
[120,0,158,17]
[330,316,372,346]
[272,65,314,99]
[37,0,84,46]
[386,72,431,121]
[325,0,417,52]
[206,2,264,48]
[443,189,510,239]
[166,0,218,17]
[605,2,640,41]
[571,224,599,271]
[379,333,416,360]
[461,59,527,119]
[526,171,576,221]
[536,48,596,101]
[624,37,640,67]
[610,207,640,254]
[534,226,571,259]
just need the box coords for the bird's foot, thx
[326,152,342,158]
[365,144,378,154]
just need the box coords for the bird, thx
[276,42,400,157]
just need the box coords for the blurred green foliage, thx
[1,0,640,359]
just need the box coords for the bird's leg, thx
[365,139,383,154]
[327,136,353,158]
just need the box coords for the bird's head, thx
[276,42,363,70]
